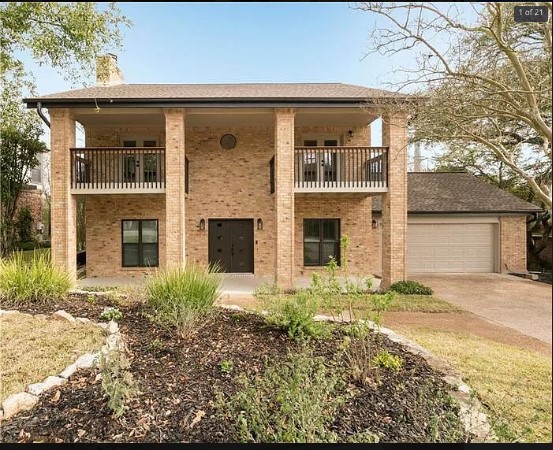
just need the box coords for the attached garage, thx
[372,172,541,276]
[407,221,498,273]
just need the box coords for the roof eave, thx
[23,96,411,109]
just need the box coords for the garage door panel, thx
[408,223,496,273]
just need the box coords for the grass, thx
[382,294,464,313]
[392,326,552,443]
[0,313,105,402]
[0,252,71,304]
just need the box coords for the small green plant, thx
[216,351,345,443]
[219,359,234,374]
[253,282,281,300]
[99,307,123,322]
[389,280,434,296]
[0,252,71,304]
[266,291,328,341]
[146,263,221,337]
[148,337,164,351]
[372,350,403,372]
[86,294,97,304]
[99,339,136,418]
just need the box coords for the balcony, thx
[70,147,166,194]
[294,146,388,193]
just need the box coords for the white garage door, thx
[408,223,496,273]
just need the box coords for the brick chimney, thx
[96,53,124,86]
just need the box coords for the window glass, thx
[304,219,320,241]
[143,140,157,147]
[303,140,318,147]
[123,140,137,147]
[122,220,139,243]
[141,220,158,243]
[122,244,139,266]
[303,219,340,266]
[142,243,159,266]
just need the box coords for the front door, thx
[208,219,254,273]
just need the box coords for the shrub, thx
[99,307,123,322]
[0,252,71,304]
[389,280,434,296]
[253,282,281,300]
[16,206,34,244]
[266,291,328,341]
[217,351,345,443]
[372,350,403,372]
[99,338,136,418]
[145,263,221,337]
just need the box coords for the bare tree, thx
[354,2,552,216]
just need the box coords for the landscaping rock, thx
[105,334,119,351]
[76,317,91,324]
[0,310,19,316]
[59,363,78,379]
[34,314,48,320]
[26,376,66,396]
[75,353,98,369]
[107,320,119,334]
[51,310,76,323]
[1,393,38,420]
[97,323,108,330]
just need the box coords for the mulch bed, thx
[0,296,468,443]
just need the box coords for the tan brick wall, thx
[294,195,379,277]
[295,125,370,146]
[85,127,165,147]
[85,194,166,277]
[380,114,408,289]
[275,109,296,287]
[164,108,186,267]
[500,215,527,273]
[50,109,77,282]
[185,125,276,276]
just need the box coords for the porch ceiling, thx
[73,107,378,128]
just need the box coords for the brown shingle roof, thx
[372,172,541,214]
[25,82,404,105]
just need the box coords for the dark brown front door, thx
[208,219,254,273]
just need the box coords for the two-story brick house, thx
[24,55,537,289]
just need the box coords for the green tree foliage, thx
[1,2,131,83]
[355,2,552,214]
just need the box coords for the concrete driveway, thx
[412,273,552,344]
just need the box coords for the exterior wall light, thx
[371,219,378,229]
[198,219,205,231]
[348,129,354,139]
[257,218,263,230]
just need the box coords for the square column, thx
[274,108,295,288]
[49,108,77,282]
[381,113,408,289]
[164,108,186,268]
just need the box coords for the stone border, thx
[220,304,496,443]
[0,309,121,422]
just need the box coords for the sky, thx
[24,2,419,96]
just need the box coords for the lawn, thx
[0,313,105,402]
[392,326,552,443]
[364,294,463,313]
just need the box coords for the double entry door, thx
[208,219,254,273]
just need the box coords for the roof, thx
[372,172,541,214]
[24,82,406,108]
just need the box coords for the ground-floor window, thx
[122,219,159,267]
[303,218,340,266]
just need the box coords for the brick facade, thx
[500,215,527,273]
[380,114,408,289]
[50,109,77,282]
[294,195,379,277]
[85,194,165,278]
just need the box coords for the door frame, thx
[208,218,255,273]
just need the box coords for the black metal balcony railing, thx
[294,146,388,191]
[70,147,166,191]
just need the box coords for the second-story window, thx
[299,138,340,184]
